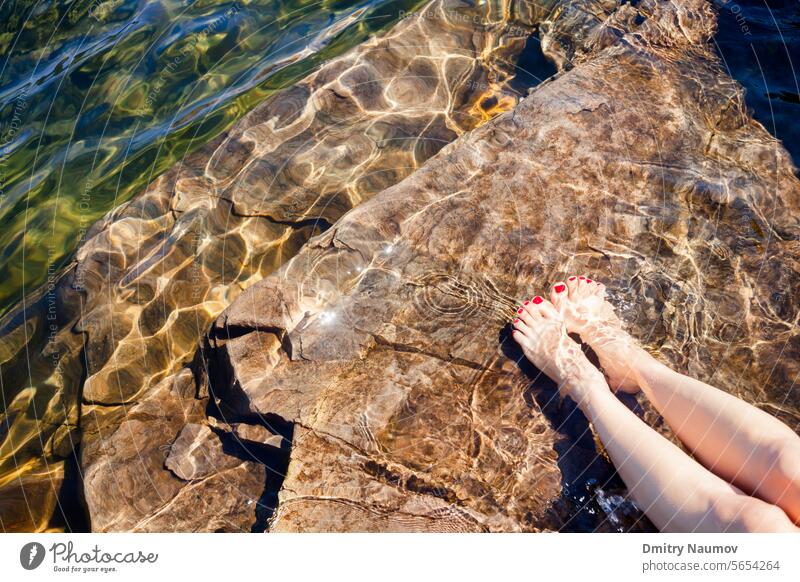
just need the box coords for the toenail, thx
[513,318,519,324]
[523,301,529,305]
[586,278,593,283]
[517,308,523,314]
[554,284,566,293]
[532,296,543,304]
[578,276,585,280]
[568,276,576,281]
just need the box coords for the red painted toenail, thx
[586,278,593,283]
[523,301,529,305]
[578,276,585,280]
[517,308,523,314]
[532,296,543,304]
[513,318,519,324]
[568,276,576,281]
[554,284,566,293]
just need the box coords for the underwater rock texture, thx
[0,0,798,532]
[205,0,800,531]
[0,0,539,531]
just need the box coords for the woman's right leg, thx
[550,276,800,524]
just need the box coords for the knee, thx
[713,494,797,533]
[770,442,800,522]
[774,442,800,486]
[759,439,800,499]
[739,501,798,532]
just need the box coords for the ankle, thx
[581,320,638,358]
[561,361,608,408]
[630,353,673,395]
[580,319,624,340]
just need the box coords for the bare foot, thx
[511,296,608,407]
[547,276,650,393]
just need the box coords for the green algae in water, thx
[0,0,427,316]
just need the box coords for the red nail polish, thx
[517,308,523,314]
[554,284,566,293]
[513,318,519,324]
[568,276,576,281]
[532,296,543,304]
[523,301,529,305]
[578,276,585,280]
[586,278,593,283]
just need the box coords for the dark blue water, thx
[713,0,800,166]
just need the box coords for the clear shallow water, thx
[0,0,425,316]
[0,1,797,318]
[0,0,795,534]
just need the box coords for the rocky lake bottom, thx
[0,0,798,532]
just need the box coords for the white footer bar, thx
[1,533,797,581]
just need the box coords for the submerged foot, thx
[511,296,607,407]
[548,275,647,393]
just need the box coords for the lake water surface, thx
[0,0,426,315]
[0,0,797,317]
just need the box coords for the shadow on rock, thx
[498,325,653,532]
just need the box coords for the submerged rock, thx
[0,0,541,531]
[80,370,269,532]
[205,0,800,531]
[0,0,798,532]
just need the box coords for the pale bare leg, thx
[549,276,800,525]
[511,298,799,532]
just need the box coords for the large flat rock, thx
[2,0,798,532]
[205,0,800,531]
[0,0,542,531]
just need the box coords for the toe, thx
[512,306,528,329]
[566,275,579,295]
[520,301,540,325]
[550,282,567,305]
[536,298,561,320]
[577,275,591,296]
[529,294,545,308]
[511,328,532,349]
[512,316,530,336]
